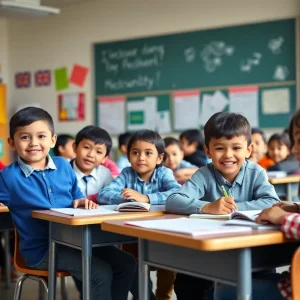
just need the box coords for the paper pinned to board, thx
[262,88,290,114]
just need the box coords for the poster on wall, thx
[35,70,51,87]
[15,72,31,88]
[58,92,85,121]
[70,64,89,87]
[0,139,4,158]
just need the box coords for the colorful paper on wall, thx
[54,67,69,91]
[70,64,89,87]
[15,72,31,88]
[35,70,51,87]
[58,93,85,121]
[0,85,6,125]
[0,139,4,158]
[98,96,125,135]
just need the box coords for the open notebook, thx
[50,206,119,216]
[116,202,151,212]
[190,210,262,221]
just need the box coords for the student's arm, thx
[98,171,127,204]
[68,164,85,200]
[237,169,280,211]
[165,170,208,215]
[0,172,10,206]
[146,168,181,205]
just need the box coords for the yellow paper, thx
[0,85,7,125]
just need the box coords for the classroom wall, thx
[6,0,300,147]
[0,18,9,89]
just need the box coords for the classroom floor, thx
[0,271,177,300]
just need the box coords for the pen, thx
[221,185,229,198]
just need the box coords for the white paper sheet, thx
[262,88,290,114]
[155,111,171,133]
[51,207,119,216]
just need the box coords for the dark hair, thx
[53,134,74,156]
[251,128,267,144]
[9,107,54,138]
[268,132,291,150]
[164,137,182,149]
[118,132,133,149]
[289,110,300,146]
[75,125,112,156]
[179,129,204,150]
[204,112,251,147]
[127,130,165,166]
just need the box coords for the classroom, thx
[1,0,300,299]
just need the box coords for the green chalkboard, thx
[94,19,295,96]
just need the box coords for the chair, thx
[13,230,70,300]
[291,247,300,300]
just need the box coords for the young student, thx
[166,112,280,300]
[53,134,76,161]
[117,132,132,171]
[267,132,300,174]
[99,130,181,300]
[164,137,198,182]
[179,129,207,168]
[0,107,136,300]
[249,128,274,169]
[71,125,114,203]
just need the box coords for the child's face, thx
[268,140,290,163]
[292,124,300,161]
[73,138,107,174]
[60,139,76,160]
[204,135,252,183]
[8,120,56,169]
[250,133,267,163]
[180,137,197,156]
[128,140,164,181]
[165,144,184,171]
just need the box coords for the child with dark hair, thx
[99,129,181,300]
[179,129,207,167]
[53,134,75,161]
[71,125,114,203]
[117,132,132,171]
[1,107,136,300]
[267,132,300,174]
[166,112,280,300]
[164,137,198,182]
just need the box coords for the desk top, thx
[32,205,165,226]
[0,206,9,213]
[269,175,300,184]
[102,215,289,252]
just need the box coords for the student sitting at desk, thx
[99,130,181,300]
[117,131,132,171]
[166,112,280,300]
[0,107,136,300]
[53,133,76,161]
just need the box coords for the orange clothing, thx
[258,155,274,170]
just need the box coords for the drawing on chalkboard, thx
[268,37,284,55]
[240,52,262,72]
[184,47,196,63]
[273,65,289,81]
[200,41,234,73]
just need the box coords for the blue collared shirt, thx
[166,160,280,215]
[0,156,84,267]
[99,166,181,205]
[116,154,131,172]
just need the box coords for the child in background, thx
[71,125,113,203]
[166,112,280,300]
[249,128,274,169]
[164,137,198,182]
[0,107,136,300]
[117,132,132,171]
[99,130,181,300]
[53,134,76,161]
[267,132,300,174]
[179,129,207,167]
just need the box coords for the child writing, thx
[166,112,280,300]
[71,125,113,203]
[117,131,132,171]
[0,107,136,300]
[53,133,76,161]
[164,137,198,182]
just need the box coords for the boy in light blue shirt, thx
[166,112,280,300]
[116,132,132,171]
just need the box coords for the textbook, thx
[267,171,287,178]
[125,218,251,237]
[50,207,119,216]
[116,202,151,212]
[190,210,262,221]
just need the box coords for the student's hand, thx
[73,198,99,209]
[121,189,149,203]
[256,207,289,225]
[273,201,293,208]
[174,168,198,182]
[201,197,237,214]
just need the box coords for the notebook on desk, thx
[190,210,262,221]
[116,202,150,212]
[50,207,119,217]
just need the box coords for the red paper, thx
[69,64,89,87]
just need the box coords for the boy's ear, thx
[156,153,165,165]
[203,145,211,159]
[246,143,253,159]
[50,134,57,149]
[7,137,16,151]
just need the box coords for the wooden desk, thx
[269,175,300,201]
[32,205,165,300]
[102,215,300,300]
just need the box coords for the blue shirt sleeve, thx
[68,163,85,200]
[0,171,10,206]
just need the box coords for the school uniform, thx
[183,149,207,168]
[116,154,131,171]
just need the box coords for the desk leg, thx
[82,225,92,300]
[287,183,292,202]
[138,239,149,300]
[4,230,11,289]
[237,248,252,300]
[48,223,57,300]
